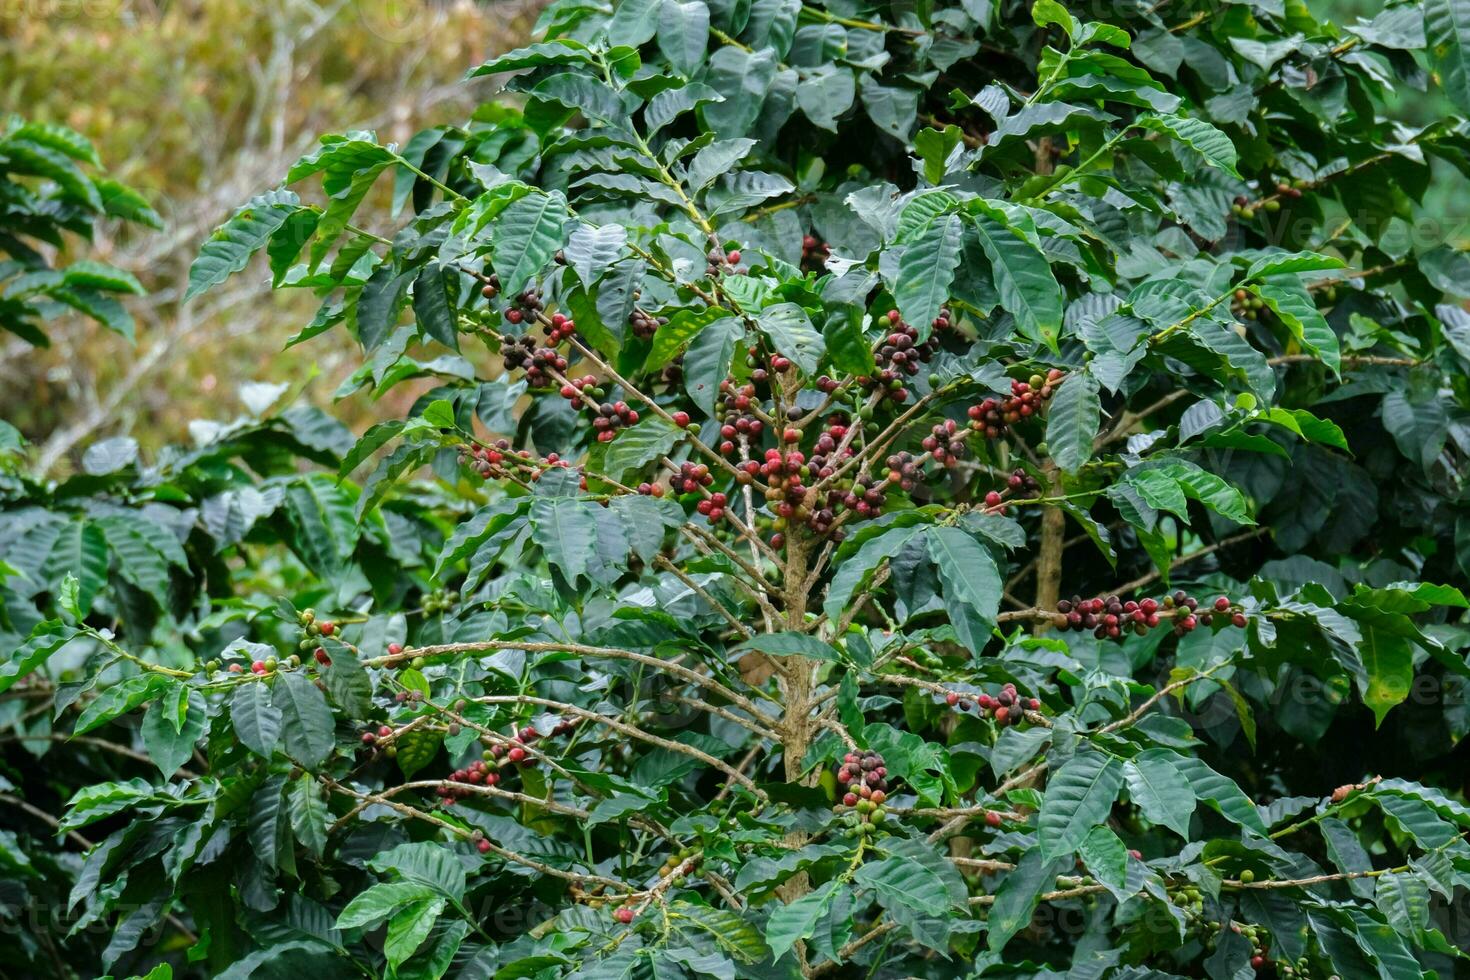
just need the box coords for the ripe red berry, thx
[985,810,1002,828]
[387,642,403,656]
[726,249,740,264]
[843,792,859,806]
[507,746,526,763]
[251,661,267,675]
[1129,849,1143,859]
[614,907,635,924]
[945,692,959,706]
[1214,596,1231,612]
[1232,612,1248,628]
[672,411,690,427]
[783,427,800,443]
[477,839,492,854]
[319,621,335,636]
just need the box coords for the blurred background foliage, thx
[1,0,1465,474]
[0,0,535,471]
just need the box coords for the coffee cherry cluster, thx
[884,451,922,491]
[665,460,714,496]
[1055,593,1245,640]
[502,286,544,325]
[559,374,601,406]
[840,471,887,521]
[807,419,854,475]
[501,333,568,386]
[460,440,511,479]
[943,682,1038,726]
[922,417,965,467]
[459,440,582,489]
[422,587,459,615]
[706,246,745,277]
[835,750,892,831]
[695,492,730,523]
[542,311,576,344]
[1233,923,1272,972]
[437,758,500,803]
[294,609,336,654]
[590,400,640,443]
[1230,195,1258,221]
[982,468,1041,511]
[629,308,666,340]
[756,449,818,542]
[801,233,830,271]
[967,370,1064,439]
[1231,288,1268,321]
[657,846,700,883]
[864,309,947,401]
[715,379,765,454]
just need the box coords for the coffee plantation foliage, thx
[5,0,1470,975]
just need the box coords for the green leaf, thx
[895,212,963,340]
[853,856,953,914]
[411,265,459,351]
[1427,0,1470,116]
[1246,251,1345,279]
[385,897,444,970]
[1123,749,1195,837]
[464,39,596,77]
[1171,755,1266,832]
[57,572,81,621]
[757,302,824,375]
[74,674,168,735]
[965,206,1062,350]
[737,632,842,661]
[1256,277,1340,376]
[491,191,570,300]
[142,688,205,775]
[62,260,144,295]
[45,521,108,613]
[1356,626,1414,726]
[1077,825,1128,891]
[765,881,838,960]
[289,776,329,856]
[683,315,744,418]
[336,881,439,930]
[1037,749,1123,859]
[926,526,1001,654]
[530,496,600,584]
[61,778,159,832]
[658,0,710,76]
[1137,114,1240,176]
[232,682,283,759]
[563,223,628,286]
[0,622,79,694]
[823,522,928,621]
[273,671,335,769]
[987,848,1069,952]
[686,139,756,192]
[647,307,733,372]
[1045,370,1100,473]
[187,190,302,300]
[603,416,683,482]
[338,419,406,479]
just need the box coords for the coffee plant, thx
[6,0,1470,976]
